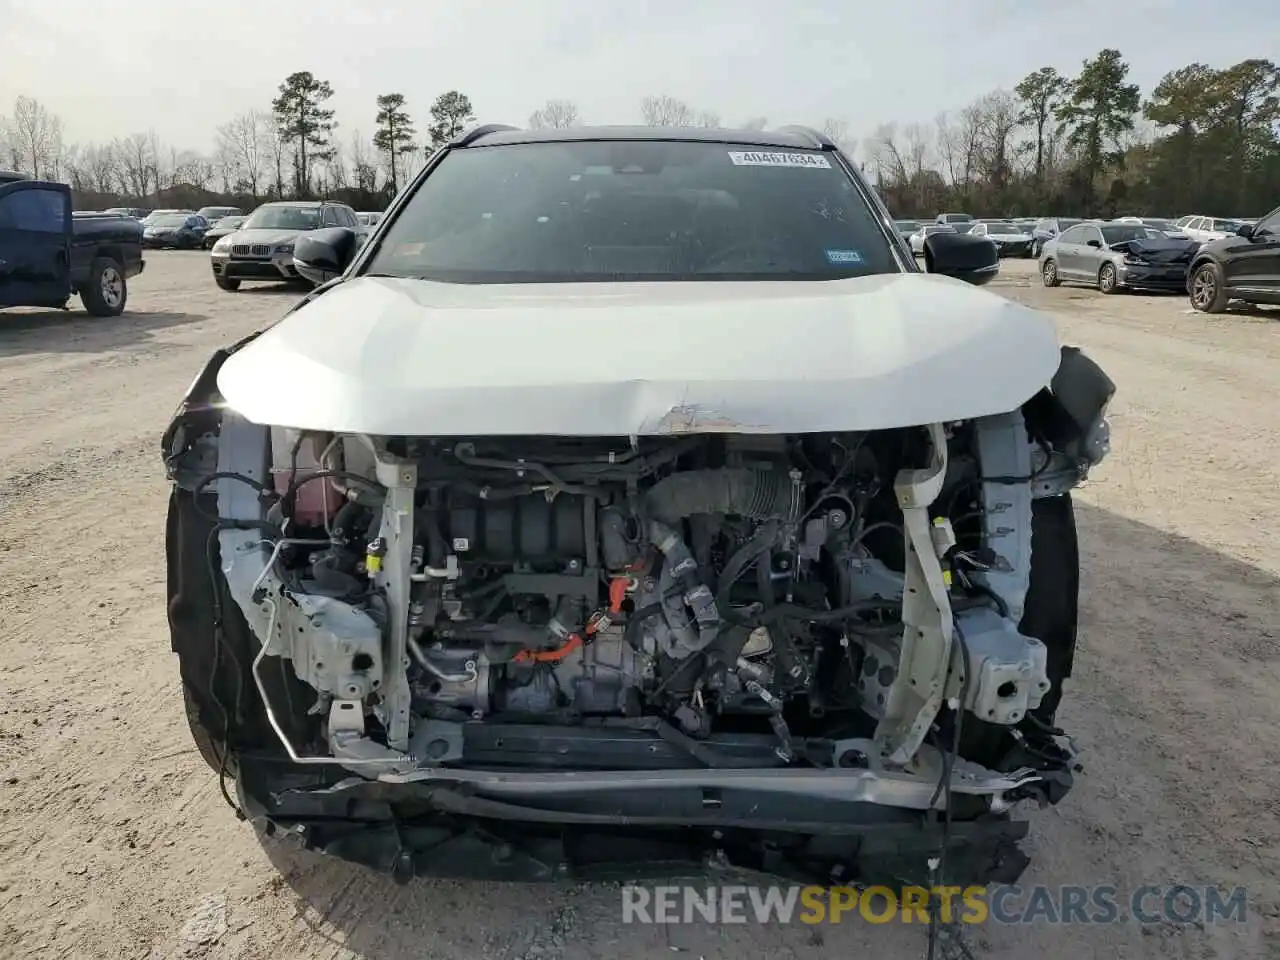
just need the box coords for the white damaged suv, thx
[163,124,1113,888]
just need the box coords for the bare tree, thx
[867,123,907,186]
[318,139,348,193]
[212,135,236,193]
[739,116,768,130]
[934,112,960,185]
[528,99,580,129]
[818,117,856,158]
[83,142,117,194]
[902,123,933,181]
[5,96,63,178]
[820,118,845,142]
[264,121,289,198]
[695,111,721,128]
[147,130,165,195]
[956,103,985,188]
[114,133,153,198]
[215,110,269,198]
[973,91,1022,193]
[640,95,695,126]
[61,144,91,193]
[349,130,379,193]
[170,149,214,190]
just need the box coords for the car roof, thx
[462,124,831,150]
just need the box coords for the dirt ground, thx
[0,254,1277,960]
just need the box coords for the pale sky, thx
[2,0,1276,153]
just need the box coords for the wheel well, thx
[1189,255,1214,275]
[95,245,124,267]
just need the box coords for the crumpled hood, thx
[1110,237,1199,263]
[216,273,1062,436]
[224,228,304,246]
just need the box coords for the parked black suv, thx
[1186,204,1280,313]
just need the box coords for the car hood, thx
[216,273,1062,436]
[1109,237,1199,262]
[227,228,304,245]
[989,232,1032,242]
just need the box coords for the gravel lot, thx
[1,253,1277,960]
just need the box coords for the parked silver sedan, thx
[1038,221,1199,294]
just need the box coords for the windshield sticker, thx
[825,249,863,264]
[728,151,831,169]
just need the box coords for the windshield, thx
[924,225,954,235]
[894,220,919,231]
[199,207,238,219]
[984,222,1019,233]
[243,205,323,230]
[150,215,189,228]
[365,140,898,282]
[1101,224,1162,244]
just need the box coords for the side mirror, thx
[1236,223,1254,239]
[1086,239,1102,248]
[294,227,358,286]
[922,232,999,286]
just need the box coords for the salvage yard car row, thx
[1036,212,1280,313]
[899,208,1280,314]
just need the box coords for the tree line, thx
[865,50,1278,218]
[1,50,1276,218]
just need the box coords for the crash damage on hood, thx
[1110,236,1200,263]
[163,275,1114,887]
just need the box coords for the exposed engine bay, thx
[275,429,1046,749]
[189,345,1111,807]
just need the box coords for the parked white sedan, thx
[909,222,957,256]
[969,221,1035,257]
[1179,215,1244,243]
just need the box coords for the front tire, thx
[1098,262,1119,294]
[81,257,127,316]
[183,684,227,773]
[1041,259,1060,287]
[215,276,241,292]
[1189,262,1228,313]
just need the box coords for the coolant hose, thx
[644,468,800,527]
[649,519,721,659]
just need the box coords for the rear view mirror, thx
[1086,240,1102,248]
[1236,223,1254,238]
[922,232,999,286]
[294,228,358,286]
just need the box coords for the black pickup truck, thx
[0,175,145,316]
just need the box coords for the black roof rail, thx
[773,125,834,149]
[454,123,520,147]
